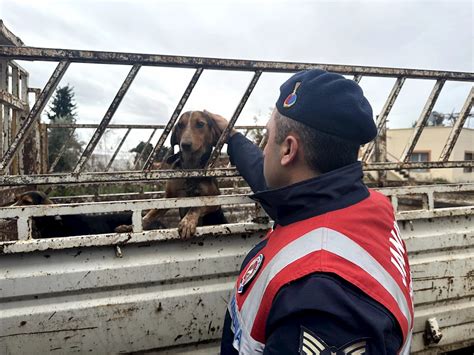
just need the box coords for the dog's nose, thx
[181,142,192,151]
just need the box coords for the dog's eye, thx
[178,122,185,129]
[196,121,205,128]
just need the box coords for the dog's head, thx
[170,111,221,162]
[12,191,54,206]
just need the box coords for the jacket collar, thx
[250,162,369,226]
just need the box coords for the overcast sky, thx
[0,0,472,155]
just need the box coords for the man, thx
[206,69,413,355]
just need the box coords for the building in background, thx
[387,127,474,183]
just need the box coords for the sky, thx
[0,0,472,157]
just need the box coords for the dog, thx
[115,110,227,238]
[11,191,140,238]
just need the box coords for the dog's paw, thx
[115,224,133,233]
[178,217,198,239]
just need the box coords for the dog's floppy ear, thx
[170,125,179,147]
[206,114,222,146]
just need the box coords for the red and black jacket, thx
[220,133,413,355]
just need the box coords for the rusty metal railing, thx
[45,123,266,173]
[0,45,472,187]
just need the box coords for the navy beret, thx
[275,69,377,144]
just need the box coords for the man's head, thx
[263,69,377,189]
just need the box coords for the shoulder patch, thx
[238,253,264,294]
[299,326,368,355]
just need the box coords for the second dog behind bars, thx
[115,110,227,238]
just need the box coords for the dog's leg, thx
[178,205,220,239]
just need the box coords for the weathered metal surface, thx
[106,128,131,172]
[0,20,24,46]
[439,87,474,161]
[0,61,70,173]
[73,64,141,173]
[0,60,8,159]
[144,68,203,170]
[400,79,445,163]
[39,123,48,174]
[362,77,406,162]
[0,89,26,111]
[46,123,264,130]
[206,71,262,168]
[0,194,254,220]
[1,46,474,81]
[1,161,474,187]
[0,210,471,354]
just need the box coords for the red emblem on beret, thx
[283,82,301,108]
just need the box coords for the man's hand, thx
[204,110,238,138]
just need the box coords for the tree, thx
[47,85,83,172]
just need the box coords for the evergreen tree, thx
[130,142,170,168]
[47,85,83,172]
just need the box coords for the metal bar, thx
[400,79,446,163]
[39,123,48,173]
[362,77,406,162]
[0,89,27,110]
[16,217,32,241]
[206,70,262,168]
[143,67,203,170]
[0,161,472,187]
[106,128,131,172]
[48,128,77,173]
[134,128,157,169]
[353,75,362,83]
[10,66,20,175]
[0,222,271,254]
[439,87,474,161]
[46,123,265,130]
[20,70,28,102]
[0,194,255,219]
[0,60,70,173]
[48,123,166,129]
[0,60,9,161]
[1,46,473,81]
[73,64,141,173]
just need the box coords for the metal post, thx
[39,123,48,174]
[106,128,131,172]
[48,128,77,173]
[0,60,9,161]
[143,68,203,170]
[439,87,474,161]
[134,128,157,169]
[73,64,141,173]
[400,79,445,163]
[362,77,405,162]
[0,60,70,173]
[206,70,262,168]
[11,65,20,175]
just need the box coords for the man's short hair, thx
[273,111,360,174]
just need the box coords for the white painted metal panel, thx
[0,211,472,354]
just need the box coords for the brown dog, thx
[116,110,227,238]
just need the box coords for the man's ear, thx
[280,135,299,166]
